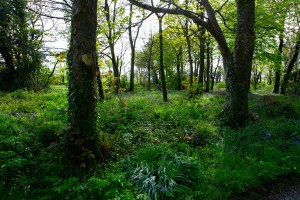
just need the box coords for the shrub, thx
[122,145,202,199]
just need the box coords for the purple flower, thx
[161,186,166,191]
[194,134,200,142]
[262,130,272,139]
[293,141,299,146]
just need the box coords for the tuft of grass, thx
[122,144,202,200]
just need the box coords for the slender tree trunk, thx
[281,37,300,95]
[147,57,151,91]
[67,0,99,167]
[274,34,283,93]
[176,47,183,90]
[147,41,153,91]
[128,4,141,92]
[158,16,168,101]
[104,0,119,93]
[96,66,104,101]
[205,40,210,92]
[197,26,205,94]
[211,67,217,91]
[268,69,272,84]
[183,20,193,87]
[128,5,135,92]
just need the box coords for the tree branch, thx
[216,10,236,33]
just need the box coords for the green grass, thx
[0,86,299,199]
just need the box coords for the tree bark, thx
[223,0,255,126]
[147,36,154,91]
[128,4,135,92]
[128,4,142,92]
[197,26,205,94]
[274,34,283,93]
[205,40,210,92]
[104,0,119,93]
[176,47,183,90]
[182,19,193,87]
[158,16,168,102]
[280,36,300,95]
[96,66,105,101]
[67,0,99,167]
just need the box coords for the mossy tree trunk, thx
[197,25,205,94]
[223,0,255,126]
[205,40,210,92]
[157,15,168,102]
[67,0,100,167]
[274,34,283,93]
[280,35,300,95]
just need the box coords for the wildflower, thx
[194,134,200,142]
[161,186,166,191]
[293,140,299,146]
[262,130,272,139]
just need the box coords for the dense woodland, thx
[0,0,300,199]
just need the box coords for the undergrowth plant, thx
[0,86,299,199]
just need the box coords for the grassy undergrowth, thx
[0,86,299,199]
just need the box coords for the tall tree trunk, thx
[223,0,255,126]
[274,34,283,93]
[96,66,104,101]
[280,36,300,95]
[205,40,210,92]
[158,16,168,101]
[67,0,99,167]
[197,26,205,94]
[128,4,142,92]
[147,38,154,91]
[128,4,134,91]
[183,19,193,87]
[176,47,183,90]
[104,0,119,93]
[268,69,272,84]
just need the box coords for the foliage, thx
[0,86,300,199]
[0,0,46,91]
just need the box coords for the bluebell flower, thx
[194,134,200,142]
[293,140,299,146]
[161,186,166,191]
[262,130,272,139]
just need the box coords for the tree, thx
[157,14,168,102]
[98,0,128,93]
[128,4,143,92]
[67,0,100,167]
[0,0,45,91]
[280,33,300,95]
[130,0,255,125]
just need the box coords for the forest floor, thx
[266,184,300,200]
[0,85,299,199]
[261,175,300,200]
